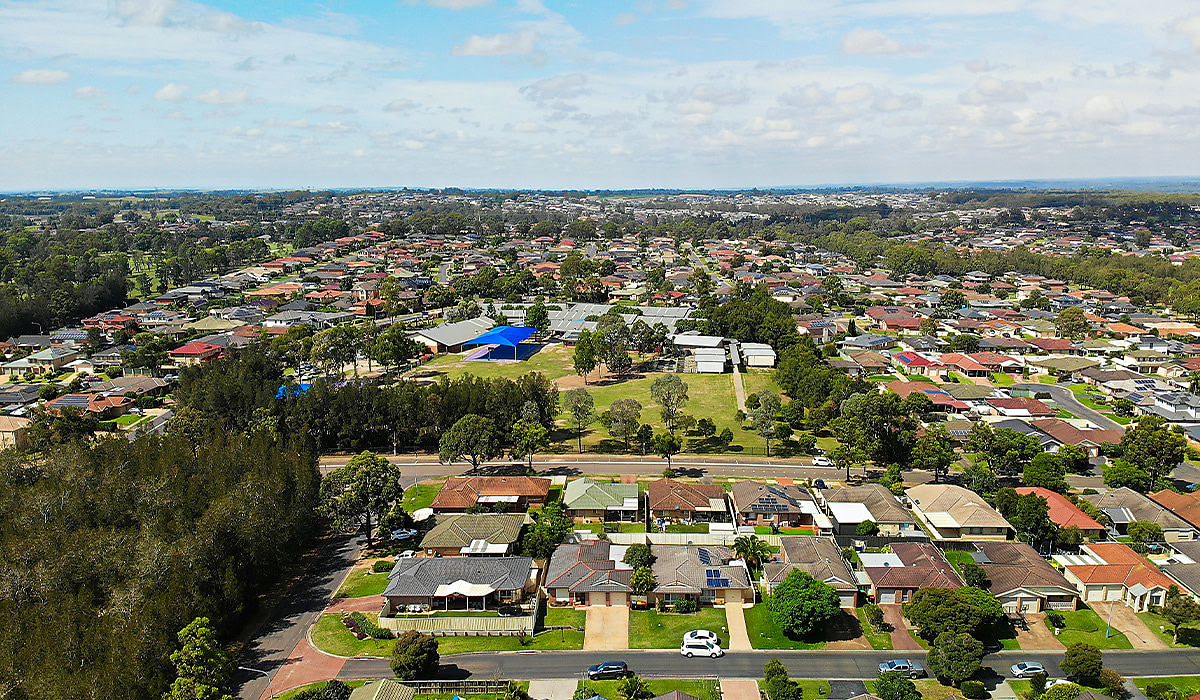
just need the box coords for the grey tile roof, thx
[382,556,532,597]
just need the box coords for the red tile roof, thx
[1015,487,1103,531]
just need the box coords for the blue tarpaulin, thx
[275,383,311,399]
[463,325,537,360]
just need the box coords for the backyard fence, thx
[831,533,931,548]
[376,614,536,636]
[404,680,511,694]
[605,531,783,547]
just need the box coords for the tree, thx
[718,427,734,447]
[371,324,423,374]
[310,324,359,377]
[522,503,572,558]
[1103,460,1153,492]
[926,632,984,686]
[1059,444,1091,474]
[763,659,804,700]
[1055,306,1091,340]
[960,560,990,588]
[961,462,999,494]
[391,630,440,680]
[903,587,1003,642]
[439,414,501,472]
[753,391,784,456]
[651,431,683,471]
[320,451,403,544]
[1112,398,1136,417]
[940,289,966,310]
[1041,685,1084,700]
[919,318,939,336]
[1122,416,1187,484]
[563,388,595,453]
[618,675,652,700]
[856,520,880,536]
[1060,642,1103,684]
[911,425,955,483]
[526,301,550,331]
[1128,520,1165,543]
[966,423,1041,475]
[623,542,655,569]
[1023,453,1068,492]
[767,569,841,638]
[876,673,921,700]
[573,330,598,383]
[604,398,644,451]
[1099,668,1126,699]
[510,419,549,472]
[630,567,657,596]
[651,374,690,434]
[1162,586,1200,643]
[164,617,233,700]
[732,534,772,570]
[697,418,717,438]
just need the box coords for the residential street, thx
[338,649,1200,682]
[1009,384,1125,432]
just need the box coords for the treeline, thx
[0,428,320,700]
[177,346,561,453]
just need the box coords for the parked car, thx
[1011,662,1047,678]
[497,605,524,617]
[878,660,925,678]
[587,661,628,680]
[390,528,418,540]
[812,456,832,467]
[680,640,724,658]
[397,550,416,558]
[684,630,719,644]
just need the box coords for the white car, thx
[680,639,724,658]
[684,630,719,644]
[812,456,832,467]
[397,550,416,558]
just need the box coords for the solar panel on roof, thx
[697,548,711,564]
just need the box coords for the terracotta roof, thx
[1150,490,1200,532]
[647,478,725,512]
[1029,419,1122,448]
[865,541,963,589]
[1067,543,1176,589]
[429,476,551,510]
[1015,487,1103,531]
[974,541,1076,596]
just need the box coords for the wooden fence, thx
[604,532,783,547]
[404,680,511,694]
[376,614,536,636]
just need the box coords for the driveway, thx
[721,680,760,700]
[880,605,924,650]
[1014,613,1064,651]
[1010,384,1124,432]
[1094,603,1169,649]
[724,600,752,651]
[584,606,629,650]
[529,679,579,700]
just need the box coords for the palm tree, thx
[732,534,771,571]
[1189,371,1200,397]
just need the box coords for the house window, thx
[700,589,717,602]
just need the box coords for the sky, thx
[3,0,1200,191]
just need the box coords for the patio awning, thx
[464,325,536,348]
[434,580,498,597]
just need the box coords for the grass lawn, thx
[1012,680,1105,697]
[664,523,710,534]
[416,344,578,382]
[277,680,368,700]
[855,608,893,650]
[583,680,721,700]
[991,372,1016,386]
[1137,611,1200,648]
[743,604,826,650]
[629,607,728,649]
[114,413,147,426]
[1047,608,1133,649]
[1109,414,1134,425]
[311,613,395,657]
[1056,409,1077,419]
[1135,677,1200,698]
[796,681,832,699]
[741,369,782,397]
[403,482,440,512]
[616,522,647,533]
[866,679,963,700]
[337,570,390,598]
[407,607,586,654]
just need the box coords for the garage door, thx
[879,590,897,604]
[1020,598,1040,614]
[841,593,858,608]
[588,592,605,606]
[607,592,628,607]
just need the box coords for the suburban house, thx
[1027,419,1123,458]
[863,541,963,604]
[1014,487,1106,540]
[430,476,552,513]
[1160,541,1200,600]
[1083,487,1197,542]
[0,415,30,449]
[820,484,917,536]
[167,341,225,367]
[972,541,1079,613]
[380,556,536,615]
[905,484,1014,541]
[563,478,640,523]
[1149,490,1200,533]
[650,544,754,606]
[763,536,859,607]
[728,481,823,529]
[544,539,633,607]
[418,513,527,557]
[1054,542,1176,611]
[348,680,416,700]
[647,478,728,523]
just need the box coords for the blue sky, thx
[3,0,1200,190]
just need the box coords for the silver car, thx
[1011,662,1046,678]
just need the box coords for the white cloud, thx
[959,77,1031,105]
[839,28,922,55]
[453,28,539,56]
[12,68,70,84]
[965,58,995,73]
[509,121,551,133]
[154,82,189,101]
[1170,15,1200,50]
[1078,95,1127,124]
[194,88,250,105]
[113,0,176,27]
[310,104,356,114]
[383,99,417,112]
[409,0,493,8]
[73,85,107,99]
[521,73,590,103]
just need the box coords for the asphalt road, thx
[1011,383,1125,432]
[235,534,363,699]
[340,649,1200,682]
